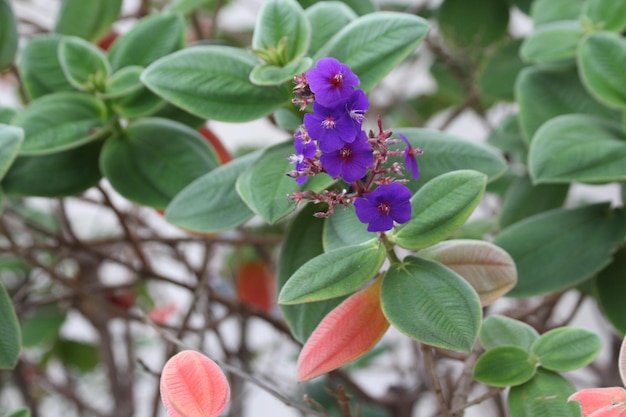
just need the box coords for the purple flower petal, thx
[345,89,369,128]
[304,103,358,152]
[319,131,373,183]
[398,133,419,180]
[354,182,412,232]
[307,57,360,107]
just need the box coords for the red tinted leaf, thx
[297,279,389,381]
[235,260,275,314]
[160,350,230,417]
[569,387,626,417]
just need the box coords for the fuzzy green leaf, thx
[508,368,580,417]
[531,327,602,372]
[54,0,122,42]
[0,124,23,181]
[0,0,18,71]
[480,315,540,352]
[0,283,21,369]
[474,346,537,387]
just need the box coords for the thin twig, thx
[421,344,452,417]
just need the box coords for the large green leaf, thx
[480,315,539,352]
[0,283,20,370]
[322,204,375,252]
[520,21,583,64]
[13,92,109,155]
[252,0,310,63]
[54,0,122,42]
[473,346,537,387]
[2,140,103,197]
[494,203,626,297]
[478,39,527,103]
[595,246,626,334]
[142,46,290,122]
[314,12,429,92]
[58,36,111,92]
[381,256,482,352]
[531,0,585,27]
[531,327,602,372]
[390,170,487,250]
[279,240,385,304]
[438,0,509,50]
[305,2,357,56]
[529,114,626,183]
[578,31,626,110]
[582,0,626,32]
[516,66,619,143]
[277,204,347,343]
[0,124,23,181]
[100,118,219,209]
[165,152,258,233]
[508,369,580,417]
[0,0,18,71]
[18,35,76,100]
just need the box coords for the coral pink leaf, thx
[297,279,389,382]
[619,336,626,388]
[160,350,230,417]
[569,387,626,417]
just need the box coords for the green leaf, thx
[438,0,509,50]
[578,31,626,110]
[314,12,429,92]
[100,118,219,209]
[13,92,109,155]
[516,66,620,143]
[54,0,122,42]
[0,124,23,181]
[499,174,569,228]
[381,256,482,352]
[478,39,527,102]
[0,283,20,369]
[520,21,583,64]
[480,315,540,351]
[322,204,375,252]
[474,346,537,387]
[531,327,602,372]
[20,304,65,347]
[2,140,103,197]
[398,129,507,193]
[298,0,376,15]
[110,87,165,118]
[102,65,144,98]
[0,106,17,124]
[305,2,357,56]
[108,13,186,71]
[165,152,258,233]
[508,368,580,417]
[582,0,626,32]
[0,0,18,71]
[390,170,487,250]
[509,0,533,14]
[56,339,99,372]
[494,203,626,297]
[252,0,310,63]
[530,0,585,27]
[595,246,626,334]
[277,204,347,343]
[58,36,111,92]
[4,408,30,417]
[142,46,290,122]
[487,113,528,157]
[529,114,626,184]
[18,35,76,100]
[249,57,312,86]
[278,240,385,304]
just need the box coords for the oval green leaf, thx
[322,204,375,252]
[508,368,580,417]
[390,170,487,250]
[480,315,540,352]
[0,124,23,181]
[13,92,109,155]
[494,203,626,297]
[54,0,122,43]
[100,118,219,209]
[305,2,357,56]
[110,86,165,119]
[531,0,585,27]
[582,0,626,32]
[249,57,312,86]
[0,0,18,71]
[0,283,21,370]
[531,327,602,372]
[142,46,290,122]
[279,240,385,304]
[474,346,537,387]
[314,12,429,92]
[102,65,144,98]
[520,21,582,64]
[381,256,482,352]
[58,36,111,92]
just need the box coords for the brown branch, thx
[422,344,452,417]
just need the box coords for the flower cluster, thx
[287,57,422,232]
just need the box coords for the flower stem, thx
[380,233,401,264]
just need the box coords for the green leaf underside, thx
[531,327,602,372]
[473,346,537,387]
[391,170,487,250]
[595,246,626,334]
[165,152,258,233]
[279,240,385,304]
[494,203,626,297]
[100,118,219,209]
[381,256,482,352]
[314,12,429,92]
[480,315,540,352]
[13,92,108,155]
[0,283,21,369]
[507,368,580,417]
[142,46,289,122]
[277,204,347,343]
[323,204,375,252]
[0,124,24,181]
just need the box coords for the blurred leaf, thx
[110,87,164,118]
[0,283,20,370]
[520,21,582,64]
[381,256,482,352]
[152,102,205,129]
[100,118,219,209]
[531,327,602,372]
[479,39,527,102]
[13,92,109,155]
[298,0,376,15]
[390,170,487,250]
[54,0,122,42]
[20,304,65,348]
[486,113,527,158]
[56,339,99,372]
[0,124,23,181]
[58,36,111,92]
[474,346,537,387]
[305,2,357,56]
[249,57,312,86]
[494,203,626,297]
[4,408,30,417]
[508,0,533,14]
[438,0,509,50]
[508,368,579,417]
[0,0,18,71]
[314,12,429,91]
[0,107,17,124]
[102,65,144,98]
[323,204,375,251]
[166,0,218,14]
[595,246,626,334]
[530,0,585,27]
[480,315,540,351]
[582,0,626,32]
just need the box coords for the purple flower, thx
[288,131,317,185]
[304,102,358,152]
[345,89,369,130]
[398,133,419,180]
[320,131,374,183]
[307,57,360,107]
[354,182,412,232]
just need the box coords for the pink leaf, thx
[160,350,230,417]
[569,387,626,417]
[297,279,389,382]
[589,406,626,417]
